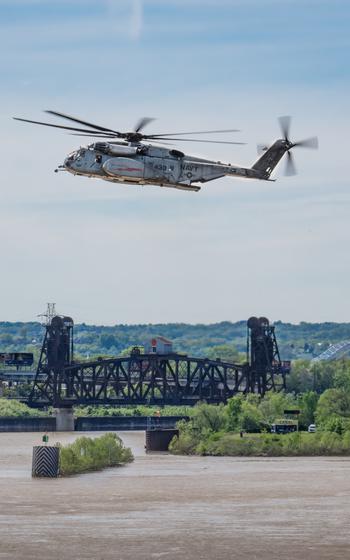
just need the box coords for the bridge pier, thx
[54,407,75,432]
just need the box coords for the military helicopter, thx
[13,111,318,192]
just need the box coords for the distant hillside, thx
[1,320,350,361]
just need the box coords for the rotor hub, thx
[282,139,294,150]
[125,132,143,143]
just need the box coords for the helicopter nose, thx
[64,156,72,168]
[64,153,76,169]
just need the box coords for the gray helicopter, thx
[14,111,318,192]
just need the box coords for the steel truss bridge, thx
[311,340,350,363]
[0,315,290,408]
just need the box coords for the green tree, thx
[333,360,350,392]
[286,360,314,393]
[258,392,296,425]
[316,388,350,425]
[205,344,243,363]
[311,362,338,393]
[322,415,349,434]
[192,402,226,434]
[99,334,117,350]
[239,399,263,432]
[298,391,319,428]
[0,333,14,345]
[225,395,243,431]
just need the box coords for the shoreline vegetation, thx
[169,394,350,457]
[0,399,192,418]
[59,433,134,476]
[0,399,45,417]
[169,426,350,457]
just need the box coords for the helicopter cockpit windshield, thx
[64,148,86,168]
[64,150,77,166]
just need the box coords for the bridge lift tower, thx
[31,315,74,409]
[246,316,290,393]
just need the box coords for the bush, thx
[74,404,192,418]
[170,423,350,457]
[59,433,134,475]
[0,398,44,417]
[322,415,350,434]
[169,419,201,455]
[191,402,226,434]
[239,405,262,432]
[342,430,350,451]
[198,433,257,456]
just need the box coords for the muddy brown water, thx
[0,431,350,559]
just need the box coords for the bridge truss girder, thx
[28,352,287,408]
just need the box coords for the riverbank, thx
[170,429,350,456]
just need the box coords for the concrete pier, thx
[54,407,75,431]
[145,428,179,451]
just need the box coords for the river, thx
[0,431,350,559]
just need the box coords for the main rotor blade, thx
[69,132,121,138]
[285,151,297,176]
[278,115,291,141]
[45,110,122,136]
[70,134,244,145]
[293,136,319,149]
[146,137,245,145]
[134,117,155,133]
[146,128,240,138]
[13,117,114,135]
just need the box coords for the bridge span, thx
[1,315,290,408]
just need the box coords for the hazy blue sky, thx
[0,0,349,324]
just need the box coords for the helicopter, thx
[13,111,318,193]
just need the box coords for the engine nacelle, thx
[103,157,145,178]
[94,143,139,157]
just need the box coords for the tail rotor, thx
[285,150,297,176]
[278,115,318,176]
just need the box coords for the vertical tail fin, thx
[251,140,287,179]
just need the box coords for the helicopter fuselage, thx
[61,141,263,192]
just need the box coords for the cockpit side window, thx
[169,149,184,159]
